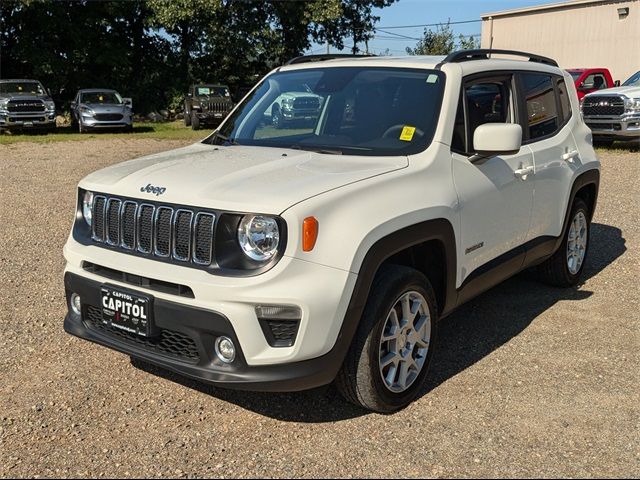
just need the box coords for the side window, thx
[452,77,513,154]
[556,77,572,124]
[582,73,607,90]
[520,73,559,141]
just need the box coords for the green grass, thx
[0,121,209,145]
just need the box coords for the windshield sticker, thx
[400,125,416,141]
[98,95,104,102]
[18,85,22,91]
[426,74,439,84]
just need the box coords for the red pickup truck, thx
[566,68,618,100]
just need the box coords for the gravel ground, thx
[0,139,638,478]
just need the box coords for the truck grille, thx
[293,97,320,109]
[94,113,123,121]
[582,96,625,116]
[91,195,215,266]
[7,99,45,112]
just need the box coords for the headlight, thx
[625,97,640,112]
[281,98,294,109]
[45,101,55,111]
[237,215,280,261]
[82,191,94,226]
[80,106,94,115]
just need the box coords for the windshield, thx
[568,71,582,82]
[206,67,445,156]
[622,71,640,87]
[196,85,230,97]
[0,81,45,95]
[81,92,123,104]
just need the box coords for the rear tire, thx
[191,112,200,130]
[336,264,438,413]
[536,198,590,287]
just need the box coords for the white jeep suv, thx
[63,50,600,413]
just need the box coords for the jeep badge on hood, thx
[140,183,166,196]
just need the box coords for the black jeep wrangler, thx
[184,84,234,130]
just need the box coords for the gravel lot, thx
[0,138,638,478]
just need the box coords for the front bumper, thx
[584,113,640,139]
[81,115,132,129]
[64,272,345,391]
[195,111,229,123]
[63,236,358,391]
[0,111,56,128]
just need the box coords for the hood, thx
[0,93,50,101]
[79,142,408,214]
[83,102,127,113]
[585,86,640,98]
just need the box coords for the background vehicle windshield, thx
[622,71,640,87]
[196,85,230,97]
[81,92,123,104]
[568,71,582,81]
[209,67,445,156]
[0,81,45,95]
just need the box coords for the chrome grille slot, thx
[154,207,174,257]
[88,194,217,268]
[193,213,215,265]
[120,201,137,250]
[92,195,107,241]
[173,210,193,261]
[105,198,122,245]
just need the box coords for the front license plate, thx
[23,121,33,127]
[214,113,223,117]
[100,286,153,337]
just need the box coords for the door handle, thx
[562,150,580,162]
[514,165,534,180]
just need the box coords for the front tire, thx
[537,198,590,287]
[191,112,200,130]
[336,265,438,413]
[184,105,192,126]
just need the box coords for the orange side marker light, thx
[302,216,319,252]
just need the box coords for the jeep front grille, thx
[205,102,231,113]
[91,195,216,266]
[582,96,625,116]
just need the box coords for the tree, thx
[406,20,478,55]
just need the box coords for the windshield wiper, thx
[209,131,237,146]
[289,145,343,155]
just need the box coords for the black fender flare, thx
[325,218,458,376]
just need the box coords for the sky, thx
[308,0,565,55]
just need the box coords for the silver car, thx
[71,89,133,133]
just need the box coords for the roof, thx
[78,88,118,93]
[0,78,41,83]
[482,0,616,19]
[280,55,447,72]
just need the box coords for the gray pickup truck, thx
[0,79,56,132]
[581,70,640,145]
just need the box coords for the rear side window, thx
[556,78,572,124]
[520,73,559,140]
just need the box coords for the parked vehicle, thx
[63,50,600,413]
[566,68,617,101]
[70,89,133,133]
[581,70,640,145]
[184,84,234,130]
[0,79,56,132]
[268,86,324,129]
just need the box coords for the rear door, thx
[516,72,577,241]
[451,73,535,285]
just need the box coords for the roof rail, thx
[286,54,375,65]
[438,49,558,67]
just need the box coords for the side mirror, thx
[614,80,621,87]
[470,123,522,163]
[70,102,76,109]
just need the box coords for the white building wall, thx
[481,0,640,81]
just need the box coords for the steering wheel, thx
[382,124,425,139]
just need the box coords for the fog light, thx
[215,336,236,363]
[70,293,82,315]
